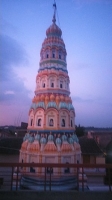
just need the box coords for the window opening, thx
[61,119,65,127]
[38,118,41,126]
[52,50,55,58]
[60,83,63,88]
[51,82,54,87]
[59,51,62,59]
[31,119,33,126]
[59,54,61,59]
[43,83,45,88]
[49,119,54,126]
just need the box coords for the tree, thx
[75,124,85,137]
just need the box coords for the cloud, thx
[0,16,17,35]
[0,75,31,104]
[4,90,15,95]
[72,96,94,103]
[0,32,31,107]
[0,33,28,80]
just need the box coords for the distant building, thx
[21,122,28,129]
[79,136,104,164]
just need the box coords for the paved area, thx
[0,191,112,200]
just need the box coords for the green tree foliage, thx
[75,124,85,137]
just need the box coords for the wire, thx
[0,146,20,152]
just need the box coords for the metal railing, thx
[0,163,112,192]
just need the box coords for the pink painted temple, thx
[28,7,76,133]
[19,4,81,190]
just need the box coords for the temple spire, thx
[52,2,56,23]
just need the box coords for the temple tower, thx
[27,5,75,133]
[19,5,81,190]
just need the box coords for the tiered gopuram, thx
[19,5,81,190]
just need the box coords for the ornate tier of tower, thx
[27,7,75,133]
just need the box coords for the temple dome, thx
[36,95,40,101]
[68,136,74,144]
[30,103,36,110]
[30,140,40,152]
[44,141,57,152]
[72,133,79,143]
[62,134,67,142]
[61,141,72,152]
[48,134,54,141]
[21,140,28,151]
[68,103,74,110]
[35,133,40,141]
[60,95,65,101]
[40,94,45,101]
[46,22,62,37]
[56,95,60,103]
[40,136,47,144]
[36,102,45,109]
[45,95,49,100]
[23,132,30,141]
[47,101,57,109]
[28,135,35,143]
[65,96,69,103]
[56,137,61,145]
[50,94,55,101]
[59,102,68,109]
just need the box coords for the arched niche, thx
[45,108,58,128]
[58,75,69,90]
[59,109,69,128]
[28,110,34,127]
[40,75,47,89]
[35,77,40,90]
[70,110,75,128]
[34,108,45,128]
[48,75,57,88]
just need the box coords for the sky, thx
[0,0,112,127]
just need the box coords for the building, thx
[79,137,104,164]
[27,10,75,134]
[19,4,81,190]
